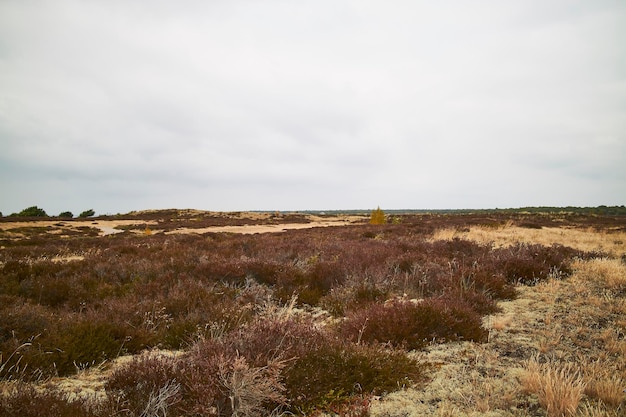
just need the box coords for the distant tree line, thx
[4,206,96,218]
[494,206,626,216]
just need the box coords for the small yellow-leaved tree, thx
[370,206,386,225]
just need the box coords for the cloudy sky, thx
[1,1,624,215]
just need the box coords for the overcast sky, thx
[1,1,624,215]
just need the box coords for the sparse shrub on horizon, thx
[78,209,95,218]
[12,206,48,217]
[58,211,73,218]
[370,207,386,225]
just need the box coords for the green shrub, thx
[15,206,47,217]
[78,209,95,218]
[284,343,423,413]
[47,319,128,376]
[58,211,73,218]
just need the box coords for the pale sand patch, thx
[0,220,157,236]
[164,218,357,235]
[0,215,364,237]
[51,255,85,263]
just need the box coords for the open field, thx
[1,210,625,416]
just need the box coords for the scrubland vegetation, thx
[0,209,625,416]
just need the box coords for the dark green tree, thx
[17,206,48,217]
[58,211,74,218]
[79,209,95,218]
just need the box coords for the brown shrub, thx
[341,298,488,350]
[105,350,182,416]
[0,383,99,417]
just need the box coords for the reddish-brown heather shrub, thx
[178,339,235,415]
[341,298,488,350]
[242,260,281,286]
[0,299,52,345]
[224,316,324,365]
[494,243,579,284]
[181,316,424,414]
[0,383,99,417]
[441,288,500,315]
[217,354,287,417]
[321,395,371,417]
[105,351,183,416]
[47,317,129,376]
[304,261,346,295]
[320,281,388,316]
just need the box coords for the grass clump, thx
[522,357,586,417]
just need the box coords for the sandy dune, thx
[0,216,361,237]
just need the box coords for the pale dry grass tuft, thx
[578,401,624,417]
[433,225,626,257]
[572,257,626,290]
[485,314,513,331]
[582,358,626,408]
[522,357,586,417]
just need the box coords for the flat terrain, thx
[1,210,625,416]
[0,211,363,238]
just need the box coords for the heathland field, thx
[0,210,625,416]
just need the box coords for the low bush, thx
[341,297,488,350]
[105,351,182,417]
[494,243,578,285]
[181,316,424,414]
[78,209,95,218]
[14,206,48,217]
[46,318,128,376]
[320,281,388,316]
[284,343,422,413]
[0,383,97,417]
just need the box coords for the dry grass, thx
[432,225,626,257]
[572,257,626,290]
[522,357,586,416]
